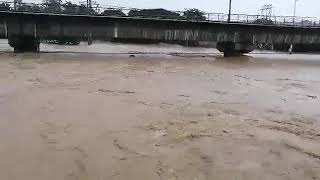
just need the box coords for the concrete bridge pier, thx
[217,41,254,56]
[8,35,40,52]
[6,17,40,52]
[216,31,254,57]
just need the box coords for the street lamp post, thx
[227,0,232,22]
[293,0,298,17]
[290,0,298,53]
[293,0,298,24]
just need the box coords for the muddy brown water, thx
[0,41,320,180]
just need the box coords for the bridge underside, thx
[0,12,320,55]
[8,35,39,52]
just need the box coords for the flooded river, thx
[0,40,320,180]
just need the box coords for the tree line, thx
[0,0,207,21]
[0,1,280,25]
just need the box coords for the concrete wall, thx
[0,11,320,45]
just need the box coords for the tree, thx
[252,18,274,25]
[31,4,41,12]
[63,2,97,15]
[43,0,62,5]
[128,8,180,19]
[77,4,96,15]
[0,2,11,11]
[101,9,126,16]
[183,8,206,21]
[62,1,78,14]
[17,4,41,12]
[43,0,62,13]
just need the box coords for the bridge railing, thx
[207,13,320,27]
[0,1,319,27]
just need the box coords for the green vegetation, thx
[183,8,206,21]
[252,18,274,25]
[17,4,41,12]
[128,8,181,19]
[62,2,95,15]
[42,0,62,13]
[127,8,206,21]
[0,2,10,11]
[1,1,208,21]
[101,9,126,16]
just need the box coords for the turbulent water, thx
[0,39,221,54]
[1,39,320,60]
[1,38,320,180]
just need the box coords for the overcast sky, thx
[29,0,319,17]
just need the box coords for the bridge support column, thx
[217,41,254,57]
[217,31,255,57]
[8,35,40,53]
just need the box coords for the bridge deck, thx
[1,11,320,53]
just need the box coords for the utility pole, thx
[293,0,298,18]
[227,0,232,22]
[87,0,92,9]
[293,0,298,25]
[14,0,17,10]
[86,0,93,45]
[260,4,273,19]
[14,0,22,11]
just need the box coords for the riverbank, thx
[0,52,320,180]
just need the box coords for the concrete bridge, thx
[1,11,320,56]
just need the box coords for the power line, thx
[260,4,273,19]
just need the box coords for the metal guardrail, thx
[0,1,319,27]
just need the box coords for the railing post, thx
[292,18,295,26]
[218,14,220,21]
